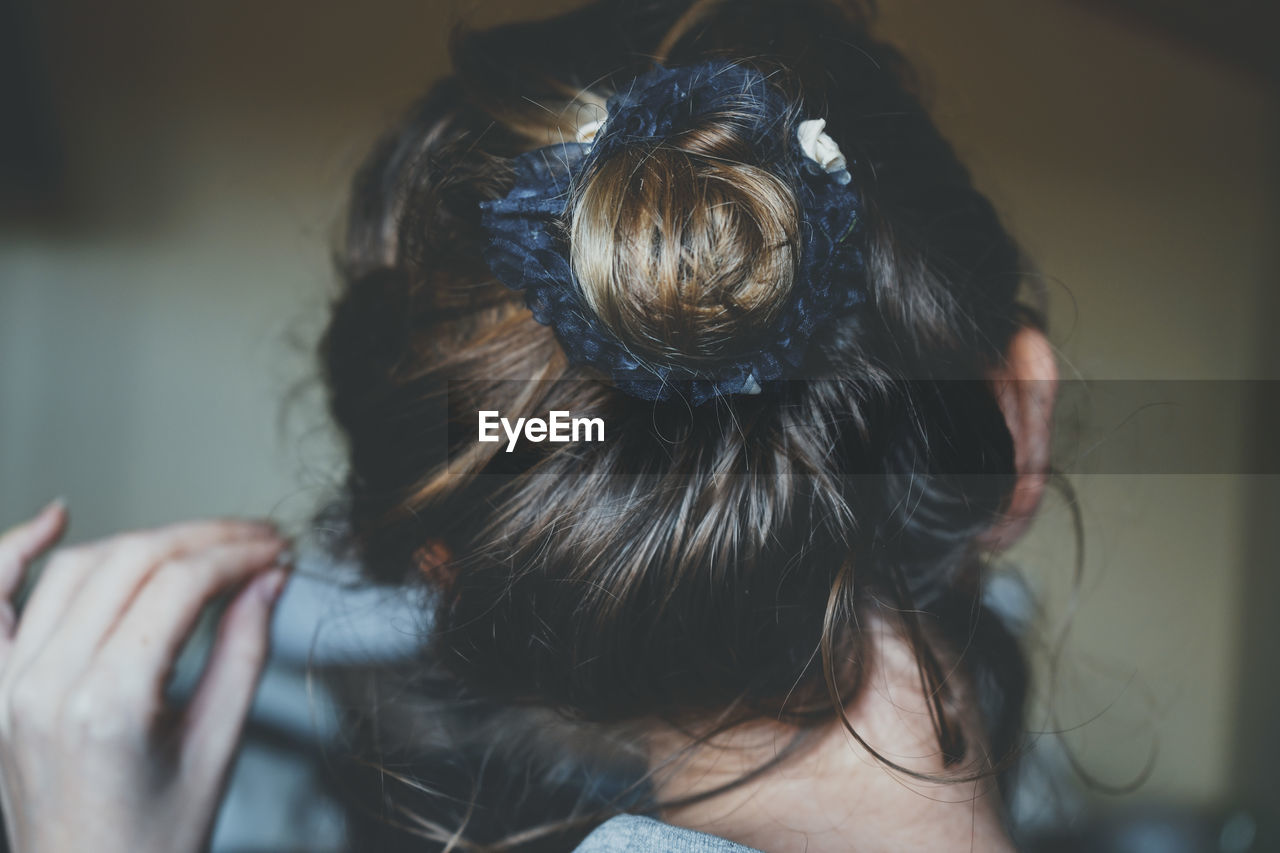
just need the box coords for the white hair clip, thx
[577,115,849,186]
[797,118,851,185]
[576,117,606,145]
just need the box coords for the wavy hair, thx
[318,0,1043,848]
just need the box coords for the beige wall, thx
[2,0,1275,811]
[873,1,1279,807]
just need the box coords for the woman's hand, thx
[0,500,290,853]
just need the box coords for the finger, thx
[2,542,108,677]
[0,498,68,601]
[9,519,278,676]
[182,566,287,784]
[94,538,287,687]
[0,500,72,668]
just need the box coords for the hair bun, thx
[478,61,868,404]
[569,126,802,368]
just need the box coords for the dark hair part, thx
[319,0,1040,848]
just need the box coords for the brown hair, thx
[318,0,1041,848]
[569,116,801,365]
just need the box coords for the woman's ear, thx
[980,326,1059,551]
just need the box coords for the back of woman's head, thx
[320,0,1038,845]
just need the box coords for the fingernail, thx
[45,496,67,515]
[253,567,288,605]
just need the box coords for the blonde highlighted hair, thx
[319,0,1044,849]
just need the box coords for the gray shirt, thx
[574,815,762,852]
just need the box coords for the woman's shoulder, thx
[574,815,763,853]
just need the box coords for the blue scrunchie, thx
[478,60,868,405]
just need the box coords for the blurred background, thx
[1,0,1277,850]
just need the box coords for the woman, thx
[0,0,1058,850]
